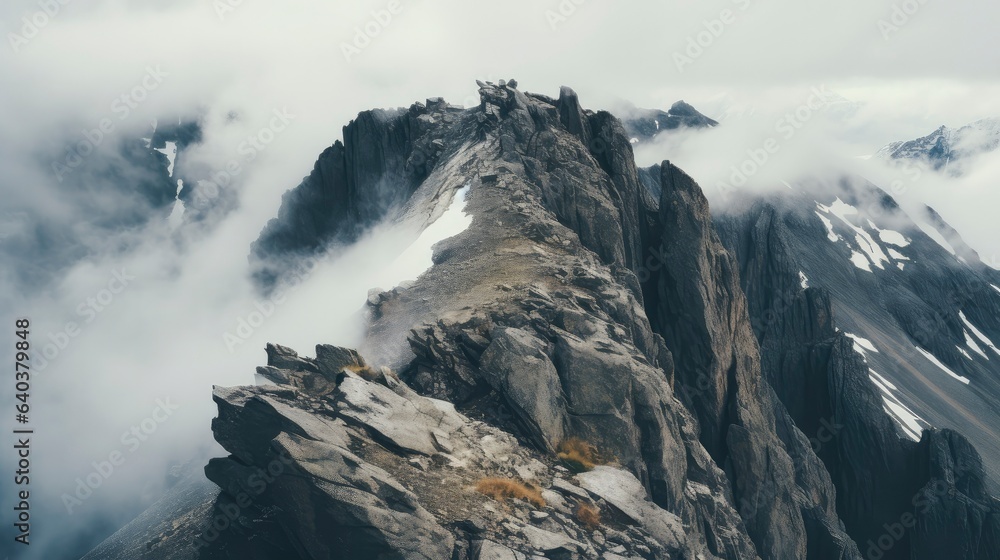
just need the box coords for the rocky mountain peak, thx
[86,83,1000,560]
[876,117,1000,174]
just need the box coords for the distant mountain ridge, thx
[876,117,1000,174]
[615,99,718,144]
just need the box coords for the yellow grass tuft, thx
[557,437,602,473]
[575,502,602,530]
[344,364,379,380]
[475,478,546,508]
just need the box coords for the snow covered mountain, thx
[876,118,1000,174]
[714,179,1000,487]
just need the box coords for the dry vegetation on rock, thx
[475,478,546,508]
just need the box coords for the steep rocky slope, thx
[86,82,1000,559]
[711,183,1000,559]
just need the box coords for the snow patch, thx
[850,251,872,272]
[897,262,905,270]
[991,284,1000,295]
[846,333,879,356]
[854,233,889,269]
[869,369,897,391]
[915,221,957,255]
[964,331,989,359]
[815,211,840,242]
[167,180,185,229]
[869,369,927,441]
[960,311,1000,357]
[817,198,858,220]
[957,347,972,360]
[877,228,909,247]
[798,271,809,289]
[155,141,178,177]
[887,247,909,261]
[818,198,888,268]
[884,401,923,441]
[915,347,970,384]
[377,185,473,288]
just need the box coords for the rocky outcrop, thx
[199,345,727,559]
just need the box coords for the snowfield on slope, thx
[915,347,970,384]
[869,369,929,441]
[961,311,1000,357]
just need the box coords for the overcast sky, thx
[3,0,999,250]
[1,1,998,557]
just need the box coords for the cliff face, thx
[86,83,1000,559]
[714,189,1000,559]
[249,101,458,285]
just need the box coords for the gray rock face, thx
[249,100,463,286]
[252,83,856,559]
[206,382,455,560]
[198,345,699,559]
[478,327,568,452]
[576,466,685,551]
[333,371,464,455]
[642,162,862,560]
